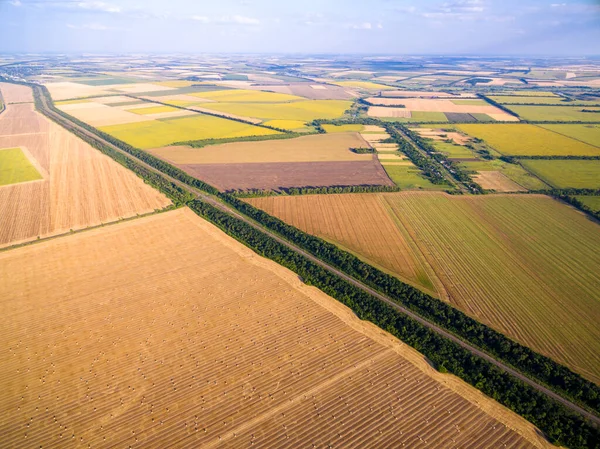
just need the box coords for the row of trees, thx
[190,198,599,449]
[229,184,401,198]
[173,132,303,148]
[391,124,485,193]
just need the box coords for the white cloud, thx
[191,15,210,23]
[67,22,108,30]
[74,1,121,14]
[350,22,373,30]
[228,14,260,25]
[9,0,22,6]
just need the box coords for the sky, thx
[0,0,599,55]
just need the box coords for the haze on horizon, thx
[0,0,599,56]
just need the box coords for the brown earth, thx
[0,207,550,448]
[0,84,170,248]
[179,158,395,191]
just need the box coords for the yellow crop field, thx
[539,124,600,147]
[191,88,304,102]
[149,132,372,164]
[127,105,179,115]
[250,192,600,384]
[99,114,280,149]
[262,119,308,130]
[199,99,352,121]
[332,80,395,90]
[457,124,600,156]
[0,207,547,448]
[323,124,365,133]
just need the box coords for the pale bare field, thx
[143,94,215,104]
[149,133,372,164]
[367,98,506,114]
[363,125,386,132]
[0,84,170,247]
[416,128,471,145]
[473,171,527,192]
[381,91,475,98]
[360,132,391,143]
[112,83,176,94]
[0,82,35,103]
[367,107,412,118]
[488,113,520,122]
[57,102,152,126]
[94,95,138,104]
[44,82,112,101]
[0,207,549,448]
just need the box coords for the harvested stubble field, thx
[181,158,395,192]
[0,208,548,448]
[0,83,170,247]
[149,133,372,165]
[250,192,600,383]
[99,115,280,149]
[415,128,471,145]
[472,171,526,192]
[457,124,600,156]
[520,160,600,189]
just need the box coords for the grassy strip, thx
[172,132,304,148]
[189,198,599,449]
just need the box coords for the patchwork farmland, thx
[0,83,170,247]
[0,208,548,448]
[248,192,600,384]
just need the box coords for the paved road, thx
[36,86,600,426]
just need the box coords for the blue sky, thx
[1,0,599,55]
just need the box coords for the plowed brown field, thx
[181,159,395,192]
[0,83,170,248]
[249,192,600,383]
[0,208,549,448]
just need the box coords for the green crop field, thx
[382,164,441,190]
[507,105,600,122]
[575,196,600,212]
[430,141,474,158]
[0,148,43,186]
[538,124,600,147]
[200,100,352,121]
[521,160,600,189]
[128,105,180,115]
[460,159,549,190]
[457,124,600,156]
[99,115,281,149]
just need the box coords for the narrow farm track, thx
[33,85,600,426]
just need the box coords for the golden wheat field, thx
[249,192,600,384]
[149,133,372,164]
[0,83,170,248]
[0,207,549,448]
